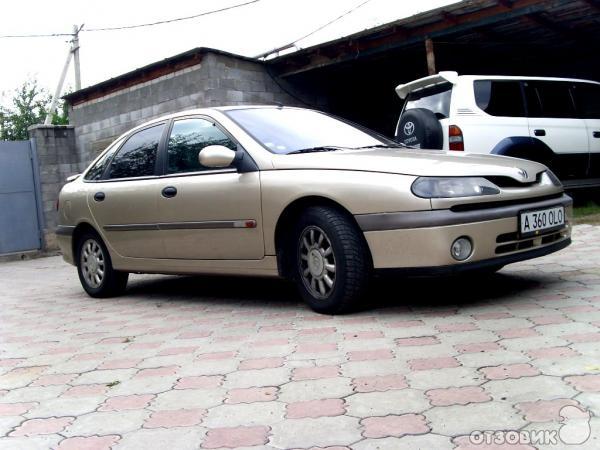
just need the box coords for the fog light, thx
[451,237,472,261]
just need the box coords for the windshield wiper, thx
[352,143,406,149]
[287,146,345,154]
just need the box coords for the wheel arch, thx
[273,195,371,278]
[71,221,101,262]
[491,136,555,166]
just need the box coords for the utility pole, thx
[45,24,83,125]
[72,25,81,91]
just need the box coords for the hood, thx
[270,148,547,183]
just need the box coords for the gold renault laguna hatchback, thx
[57,106,572,314]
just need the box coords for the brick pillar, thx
[28,125,78,250]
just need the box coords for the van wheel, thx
[76,231,128,298]
[293,206,371,314]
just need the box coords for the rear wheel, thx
[76,231,128,297]
[293,206,371,314]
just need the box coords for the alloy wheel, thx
[298,225,337,299]
[80,239,105,288]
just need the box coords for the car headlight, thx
[540,170,562,187]
[411,177,500,198]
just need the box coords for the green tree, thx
[0,79,69,141]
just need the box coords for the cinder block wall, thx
[69,52,309,166]
[28,125,79,250]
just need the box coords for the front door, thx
[157,117,263,260]
[524,81,589,180]
[87,123,166,259]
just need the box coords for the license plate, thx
[519,206,565,237]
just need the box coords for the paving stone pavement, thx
[1,225,599,449]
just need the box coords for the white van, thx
[395,72,600,189]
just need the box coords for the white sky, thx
[0,0,455,99]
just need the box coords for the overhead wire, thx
[255,0,374,59]
[0,0,259,39]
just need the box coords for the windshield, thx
[225,107,392,154]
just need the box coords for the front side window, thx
[474,80,525,117]
[167,118,236,174]
[225,108,390,154]
[524,81,576,119]
[572,82,600,119]
[405,83,452,118]
[107,124,164,179]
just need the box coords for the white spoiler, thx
[395,71,459,99]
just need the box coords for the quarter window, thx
[474,80,525,117]
[107,124,164,179]
[167,118,236,174]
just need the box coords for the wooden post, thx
[425,38,436,75]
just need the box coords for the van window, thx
[404,83,452,119]
[572,82,600,119]
[474,80,525,117]
[524,81,577,119]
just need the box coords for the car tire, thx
[76,231,128,298]
[395,108,443,149]
[293,206,371,314]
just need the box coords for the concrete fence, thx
[27,125,82,251]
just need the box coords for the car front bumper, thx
[355,194,572,271]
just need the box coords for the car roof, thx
[126,104,302,133]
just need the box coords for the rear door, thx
[572,82,600,179]
[87,123,167,259]
[524,81,589,180]
[156,116,263,260]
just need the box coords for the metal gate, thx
[0,140,43,254]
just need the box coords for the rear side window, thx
[167,118,237,174]
[474,80,525,117]
[524,81,577,119]
[572,82,600,119]
[84,141,121,181]
[404,83,451,119]
[107,124,164,179]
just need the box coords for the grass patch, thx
[574,201,600,218]
[572,199,600,225]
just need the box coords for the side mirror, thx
[198,145,236,168]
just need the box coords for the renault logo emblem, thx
[403,121,415,136]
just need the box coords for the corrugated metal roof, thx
[270,0,600,76]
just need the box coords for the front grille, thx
[450,193,563,213]
[495,229,566,255]
[484,176,536,188]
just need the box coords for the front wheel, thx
[293,206,371,314]
[76,231,128,298]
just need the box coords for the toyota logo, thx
[403,121,415,136]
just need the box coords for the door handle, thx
[94,192,105,202]
[593,131,600,138]
[161,186,178,198]
[534,129,546,137]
